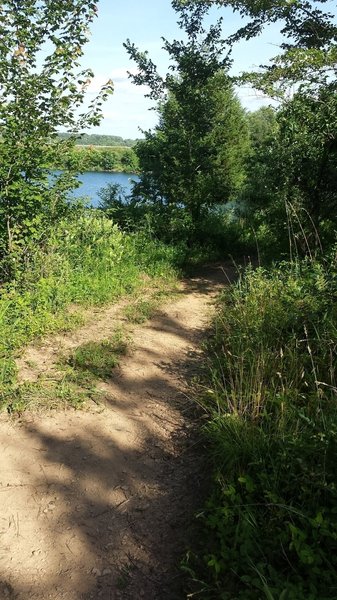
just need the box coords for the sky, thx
[79,0,287,139]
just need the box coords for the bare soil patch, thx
[0,264,234,600]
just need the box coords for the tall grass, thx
[191,258,337,599]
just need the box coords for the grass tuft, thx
[65,329,129,381]
[124,299,156,324]
[2,379,91,413]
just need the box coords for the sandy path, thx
[0,265,233,600]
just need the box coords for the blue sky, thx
[81,0,286,138]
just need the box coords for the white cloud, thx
[80,67,157,137]
[86,68,150,97]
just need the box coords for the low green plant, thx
[189,259,337,599]
[0,358,17,388]
[116,563,135,591]
[0,209,180,412]
[124,299,156,324]
[65,330,129,381]
[2,379,90,413]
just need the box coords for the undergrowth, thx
[0,209,180,410]
[188,257,337,599]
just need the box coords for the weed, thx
[116,562,135,591]
[65,329,129,381]
[123,278,178,324]
[0,358,17,388]
[2,379,89,413]
[124,299,156,324]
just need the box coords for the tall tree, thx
[175,0,337,246]
[124,4,249,227]
[0,1,113,272]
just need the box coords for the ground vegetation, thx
[0,1,337,598]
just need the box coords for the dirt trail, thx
[0,264,233,600]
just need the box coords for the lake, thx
[70,171,139,207]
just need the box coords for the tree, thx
[175,0,337,249]
[0,1,113,273]
[174,0,337,65]
[241,106,278,210]
[274,90,337,229]
[124,4,249,228]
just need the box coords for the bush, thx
[98,183,257,266]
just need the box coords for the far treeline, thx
[0,1,337,599]
[57,144,139,173]
[57,133,139,172]
[57,132,138,147]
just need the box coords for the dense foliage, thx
[0,210,180,410]
[174,0,337,254]
[0,1,113,278]
[190,261,337,598]
[57,145,139,173]
[124,4,249,240]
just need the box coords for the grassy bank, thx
[189,258,337,599]
[0,210,179,407]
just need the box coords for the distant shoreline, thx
[75,167,140,174]
[58,133,139,148]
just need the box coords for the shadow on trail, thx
[180,262,238,296]
[0,263,234,600]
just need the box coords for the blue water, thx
[70,171,139,207]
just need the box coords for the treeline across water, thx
[57,144,139,173]
[0,1,337,599]
[58,132,138,147]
